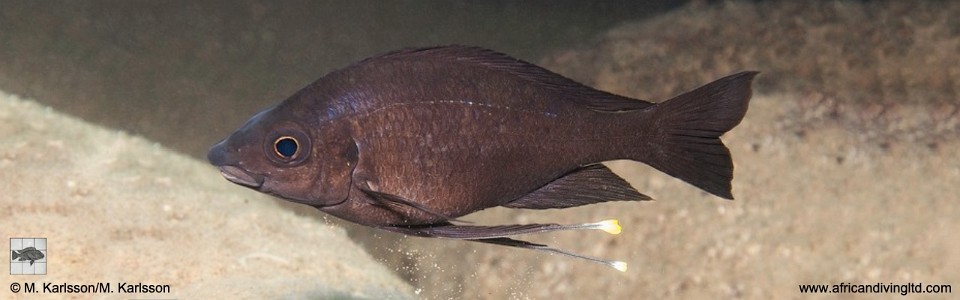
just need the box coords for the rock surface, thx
[0,92,413,299]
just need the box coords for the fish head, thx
[208,103,351,207]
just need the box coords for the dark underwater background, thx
[0,0,685,158]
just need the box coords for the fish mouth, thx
[218,166,264,188]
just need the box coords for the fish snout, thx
[208,139,265,188]
[207,139,230,166]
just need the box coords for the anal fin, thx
[503,164,651,209]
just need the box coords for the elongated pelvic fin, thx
[472,237,627,272]
[534,219,622,235]
[379,219,627,271]
[380,219,623,239]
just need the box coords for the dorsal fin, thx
[364,45,654,112]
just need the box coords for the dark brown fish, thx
[208,45,756,271]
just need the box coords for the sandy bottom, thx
[0,93,413,299]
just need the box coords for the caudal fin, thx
[12,250,19,260]
[646,71,758,199]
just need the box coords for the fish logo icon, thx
[12,247,45,265]
[10,238,46,275]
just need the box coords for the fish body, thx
[12,247,44,265]
[208,46,756,268]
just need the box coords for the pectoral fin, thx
[504,164,651,209]
[358,186,465,223]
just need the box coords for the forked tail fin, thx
[645,71,758,199]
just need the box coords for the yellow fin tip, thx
[599,219,622,235]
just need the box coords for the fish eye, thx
[274,136,299,159]
[263,125,311,166]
